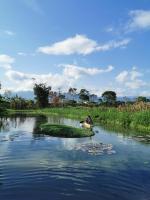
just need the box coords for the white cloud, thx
[105,27,114,33]
[0,30,15,37]
[96,38,131,51]
[116,67,146,89]
[59,64,114,79]
[125,79,146,89]
[4,30,15,36]
[127,10,150,31]
[5,70,74,92]
[86,85,128,97]
[17,52,27,56]
[116,70,128,83]
[4,63,114,92]
[6,70,30,81]
[38,34,97,55]
[60,64,114,79]
[130,68,142,80]
[106,10,150,35]
[17,52,36,57]
[0,54,14,70]
[38,34,131,55]
[139,90,150,97]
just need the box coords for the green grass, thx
[4,106,150,134]
[40,123,94,138]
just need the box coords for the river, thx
[0,116,150,200]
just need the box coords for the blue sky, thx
[0,0,150,97]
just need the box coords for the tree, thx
[0,82,2,102]
[0,83,6,112]
[68,88,77,101]
[98,98,103,104]
[10,95,26,109]
[52,96,60,106]
[79,89,89,102]
[0,82,3,111]
[102,91,117,105]
[136,96,147,102]
[4,90,12,100]
[68,88,77,94]
[33,83,51,108]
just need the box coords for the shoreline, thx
[1,107,150,134]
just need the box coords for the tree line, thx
[0,82,150,110]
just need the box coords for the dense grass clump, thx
[40,124,94,138]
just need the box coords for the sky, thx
[0,0,150,97]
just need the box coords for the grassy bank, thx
[40,123,94,138]
[4,106,150,133]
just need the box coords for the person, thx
[85,115,93,125]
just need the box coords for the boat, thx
[80,121,93,129]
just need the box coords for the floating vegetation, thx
[40,124,94,138]
[74,142,116,155]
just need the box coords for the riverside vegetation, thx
[7,102,150,134]
[0,83,150,134]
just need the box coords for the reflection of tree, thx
[0,116,27,132]
[0,117,9,131]
[32,115,47,136]
[100,124,150,145]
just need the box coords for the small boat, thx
[80,121,93,129]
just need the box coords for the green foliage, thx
[63,100,77,106]
[9,96,35,109]
[40,123,94,137]
[102,91,117,105]
[0,97,5,112]
[18,106,150,134]
[33,83,51,108]
[2,105,150,134]
[79,89,89,101]
[0,84,6,112]
[68,88,77,95]
[136,96,148,102]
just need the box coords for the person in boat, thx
[85,115,93,125]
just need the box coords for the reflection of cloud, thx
[0,118,36,159]
[1,115,149,185]
[62,138,82,150]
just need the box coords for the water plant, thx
[40,123,94,138]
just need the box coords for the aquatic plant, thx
[40,124,94,138]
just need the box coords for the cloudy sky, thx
[0,0,150,96]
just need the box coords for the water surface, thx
[0,116,150,200]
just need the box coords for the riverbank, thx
[2,107,150,134]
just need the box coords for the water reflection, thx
[0,116,28,132]
[0,116,150,200]
[0,115,150,146]
[32,115,47,135]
